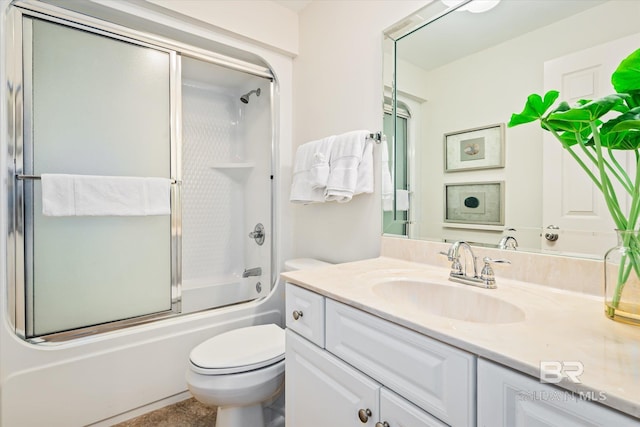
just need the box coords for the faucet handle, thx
[483,257,511,265]
[439,250,463,275]
[480,257,511,288]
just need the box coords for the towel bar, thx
[15,174,181,184]
[367,132,386,144]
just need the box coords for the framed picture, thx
[444,181,505,225]
[444,123,505,172]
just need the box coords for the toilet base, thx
[216,403,264,427]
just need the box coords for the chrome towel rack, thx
[367,132,386,144]
[15,174,181,184]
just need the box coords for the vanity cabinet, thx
[286,329,379,426]
[285,283,473,426]
[477,359,639,426]
[325,299,475,426]
[286,330,446,427]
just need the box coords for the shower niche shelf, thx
[210,162,255,169]
[210,162,255,181]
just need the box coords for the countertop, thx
[281,256,640,419]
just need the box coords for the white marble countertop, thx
[281,256,640,419]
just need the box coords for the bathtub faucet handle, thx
[248,223,265,246]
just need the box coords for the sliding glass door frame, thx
[9,6,182,342]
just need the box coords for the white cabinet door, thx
[380,388,448,427]
[326,299,476,426]
[286,330,380,427]
[478,359,640,427]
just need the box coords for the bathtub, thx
[181,275,271,314]
[0,279,284,426]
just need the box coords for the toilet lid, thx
[190,324,285,374]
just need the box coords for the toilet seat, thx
[189,324,285,375]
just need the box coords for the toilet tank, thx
[283,258,332,272]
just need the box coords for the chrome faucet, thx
[443,241,510,289]
[447,241,478,278]
[498,235,518,250]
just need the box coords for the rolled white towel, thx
[290,137,333,204]
[325,130,371,203]
[396,189,410,211]
[308,135,335,189]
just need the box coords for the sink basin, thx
[372,279,525,324]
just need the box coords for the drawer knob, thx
[375,423,390,427]
[292,310,303,320]
[358,408,372,423]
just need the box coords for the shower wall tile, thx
[182,84,244,282]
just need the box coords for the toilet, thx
[186,258,331,427]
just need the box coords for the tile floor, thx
[113,398,217,427]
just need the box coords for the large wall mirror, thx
[383,0,640,259]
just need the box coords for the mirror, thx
[383,0,640,258]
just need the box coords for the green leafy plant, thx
[508,48,640,311]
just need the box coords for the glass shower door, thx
[22,18,177,337]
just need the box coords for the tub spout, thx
[243,267,262,278]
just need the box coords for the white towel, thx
[290,137,334,204]
[41,174,171,216]
[325,130,373,203]
[381,139,394,211]
[356,139,374,194]
[42,174,76,216]
[396,189,410,211]
[308,135,335,189]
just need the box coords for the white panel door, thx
[542,33,640,257]
[285,330,380,427]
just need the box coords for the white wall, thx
[292,0,429,264]
[144,0,300,56]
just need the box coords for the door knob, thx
[375,423,390,427]
[544,225,559,242]
[292,310,303,320]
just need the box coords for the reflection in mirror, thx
[382,99,410,236]
[383,0,640,258]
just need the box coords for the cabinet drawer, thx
[478,359,640,427]
[285,283,325,347]
[326,299,476,427]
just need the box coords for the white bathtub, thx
[0,280,284,427]
[181,275,271,313]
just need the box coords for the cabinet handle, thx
[358,408,372,423]
[292,310,303,320]
[375,423,390,427]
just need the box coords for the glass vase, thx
[604,230,640,326]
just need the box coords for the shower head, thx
[240,88,261,104]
